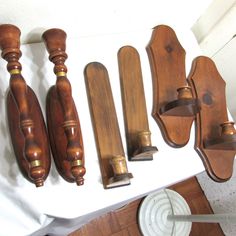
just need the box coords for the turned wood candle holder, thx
[146,25,200,147]
[188,56,236,182]
[84,62,132,189]
[0,24,51,187]
[42,28,85,186]
[204,121,236,150]
[118,46,158,161]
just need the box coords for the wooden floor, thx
[69,177,224,236]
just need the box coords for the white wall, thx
[193,2,236,235]
[192,0,236,121]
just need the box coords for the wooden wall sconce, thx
[146,25,200,147]
[42,29,86,186]
[188,56,236,182]
[0,24,51,187]
[118,46,158,161]
[84,62,133,189]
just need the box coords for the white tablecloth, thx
[0,26,204,236]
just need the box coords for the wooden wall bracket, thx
[0,24,51,187]
[188,56,236,182]
[42,28,86,186]
[84,62,133,189]
[118,46,158,161]
[146,25,200,147]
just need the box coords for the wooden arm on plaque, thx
[188,56,236,182]
[42,28,85,185]
[118,46,158,161]
[84,62,132,189]
[146,25,200,147]
[0,24,51,187]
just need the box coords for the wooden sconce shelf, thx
[203,120,236,150]
[42,28,86,186]
[159,85,201,117]
[84,62,132,189]
[0,24,51,187]
[189,56,236,182]
[118,46,158,161]
[146,25,200,148]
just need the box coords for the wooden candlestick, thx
[0,24,51,187]
[42,28,86,186]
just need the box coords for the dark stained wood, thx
[118,46,158,161]
[69,177,224,236]
[146,25,200,147]
[84,62,132,189]
[0,24,51,187]
[188,56,236,182]
[42,28,85,186]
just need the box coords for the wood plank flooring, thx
[69,177,224,236]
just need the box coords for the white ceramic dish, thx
[138,189,192,236]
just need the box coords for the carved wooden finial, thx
[0,24,22,73]
[42,28,67,74]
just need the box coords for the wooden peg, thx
[0,24,51,187]
[42,28,85,186]
[118,46,158,161]
[188,56,236,182]
[146,25,200,147]
[84,62,132,189]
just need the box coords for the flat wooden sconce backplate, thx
[188,56,236,182]
[118,46,158,161]
[84,62,133,189]
[146,25,200,147]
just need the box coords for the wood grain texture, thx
[84,62,132,188]
[69,177,224,236]
[46,86,84,183]
[146,25,199,147]
[188,56,236,182]
[0,24,51,187]
[118,46,157,161]
[7,87,51,185]
[42,28,85,185]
